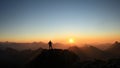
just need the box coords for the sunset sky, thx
[0,0,120,44]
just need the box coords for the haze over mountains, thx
[0,41,120,59]
[0,41,120,68]
[0,41,113,50]
[0,41,69,50]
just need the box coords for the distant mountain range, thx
[106,41,120,57]
[0,42,69,50]
[0,41,120,59]
[0,41,120,68]
[68,45,110,60]
[68,41,120,60]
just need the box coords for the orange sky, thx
[0,0,120,45]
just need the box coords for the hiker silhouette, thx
[48,40,53,49]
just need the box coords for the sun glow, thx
[69,38,74,43]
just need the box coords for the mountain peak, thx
[27,49,79,68]
[113,41,120,46]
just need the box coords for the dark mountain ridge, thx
[26,49,79,68]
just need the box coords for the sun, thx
[69,38,74,43]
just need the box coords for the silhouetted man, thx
[48,40,53,50]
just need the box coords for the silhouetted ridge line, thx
[26,49,79,68]
[106,41,120,57]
